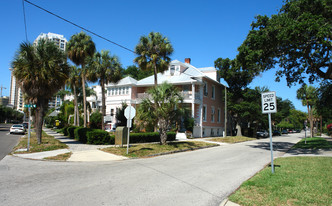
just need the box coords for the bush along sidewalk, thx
[56,126,176,145]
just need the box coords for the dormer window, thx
[170,66,175,75]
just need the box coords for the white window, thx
[217,108,221,123]
[203,105,207,122]
[203,81,208,96]
[212,85,215,99]
[211,106,215,122]
[126,87,129,94]
[111,88,114,96]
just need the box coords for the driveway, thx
[0,133,303,206]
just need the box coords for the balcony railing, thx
[136,91,201,100]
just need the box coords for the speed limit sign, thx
[261,91,277,114]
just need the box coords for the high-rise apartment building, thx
[9,68,24,111]
[33,32,67,51]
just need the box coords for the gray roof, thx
[107,76,137,87]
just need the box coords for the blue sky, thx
[0,0,320,112]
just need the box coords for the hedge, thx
[129,132,176,143]
[67,126,78,138]
[74,127,93,144]
[62,126,69,136]
[87,129,115,145]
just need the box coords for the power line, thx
[22,0,28,41]
[23,0,136,54]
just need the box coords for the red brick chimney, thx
[185,58,191,64]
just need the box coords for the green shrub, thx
[74,127,93,143]
[90,111,102,129]
[63,126,69,136]
[87,129,114,145]
[67,126,77,138]
[129,132,176,143]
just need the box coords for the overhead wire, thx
[23,0,136,54]
[22,0,28,41]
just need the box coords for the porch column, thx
[191,83,195,118]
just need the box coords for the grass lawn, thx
[44,152,72,161]
[12,131,68,153]
[229,157,332,206]
[208,136,256,143]
[101,141,218,158]
[292,137,332,149]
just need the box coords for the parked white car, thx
[10,124,26,135]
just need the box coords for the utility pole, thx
[0,85,6,97]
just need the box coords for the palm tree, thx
[87,50,122,130]
[137,82,183,145]
[12,40,69,144]
[297,85,317,138]
[134,32,173,87]
[66,66,81,126]
[67,31,96,127]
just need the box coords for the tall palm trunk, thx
[73,85,78,126]
[101,78,106,130]
[305,99,313,138]
[309,105,314,138]
[35,98,47,144]
[154,62,158,87]
[82,66,87,128]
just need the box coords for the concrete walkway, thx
[14,128,128,161]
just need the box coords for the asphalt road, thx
[0,124,22,160]
[0,133,303,206]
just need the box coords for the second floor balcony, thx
[136,91,201,101]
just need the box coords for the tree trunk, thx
[306,101,311,137]
[73,85,77,126]
[153,62,158,87]
[82,69,87,128]
[309,105,314,138]
[236,123,242,137]
[35,98,46,144]
[101,79,106,130]
[159,119,168,145]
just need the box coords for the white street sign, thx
[124,106,136,119]
[261,91,277,114]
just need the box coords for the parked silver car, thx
[10,124,26,135]
[256,130,268,138]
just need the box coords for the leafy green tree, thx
[137,83,183,144]
[215,58,263,136]
[297,85,318,137]
[288,109,308,129]
[87,50,122,130]
[90,110,102,129]
[67,31,96,127]
[12,40,69,144]
[134,32,174,87]
[123,65,153,80]
[237,0,332,86]
[316,81,332,124]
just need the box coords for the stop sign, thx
[124,105,136,119]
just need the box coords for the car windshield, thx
[12,125,23,128]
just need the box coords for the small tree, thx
[137,83,183,144]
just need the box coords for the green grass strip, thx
[293,137,332,149]
[229,157,332,206]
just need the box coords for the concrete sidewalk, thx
[13,128,128,162]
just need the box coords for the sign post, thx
[124,105,136,154]
[261,91,277,174]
